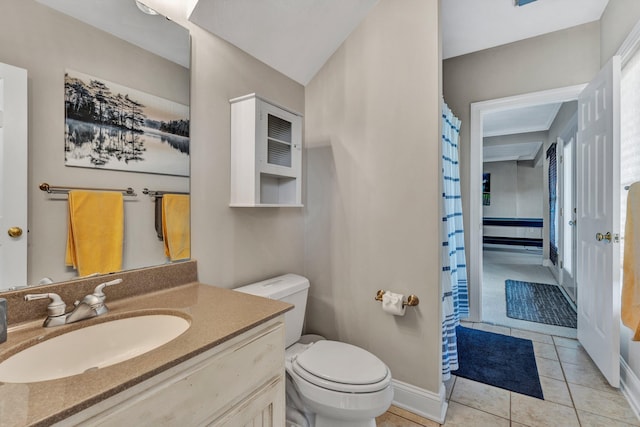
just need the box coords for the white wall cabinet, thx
[55,318,286,427]
[230,94,303,207]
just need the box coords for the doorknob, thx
[7,227,23,238]
[596,232,612,242]
[569,220,576,226]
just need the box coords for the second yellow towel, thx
[66,190,124,277]
[161,194,190,261]
[623,182,640,340]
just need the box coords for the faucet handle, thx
[92,278,123,302]
[24,293,67,317]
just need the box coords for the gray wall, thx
[0,0,189,284]
[304,0,442,391]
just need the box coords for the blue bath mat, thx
[506,279,577,328]
[452,326,544,399]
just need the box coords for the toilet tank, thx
[234,274,309,347]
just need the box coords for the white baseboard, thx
[391,379,447,424]
[620,357,640,421]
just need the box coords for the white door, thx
[560,133,577,302]
[0,62,28,289]
[576,56,621,387]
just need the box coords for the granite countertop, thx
[0,279,292,427]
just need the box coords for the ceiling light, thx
[515,0,538,6]
[135,0,158,15]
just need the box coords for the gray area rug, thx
[505,280,577,328]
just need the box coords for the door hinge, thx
[560,261,563,269]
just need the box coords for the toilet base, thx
[315,415,376,427]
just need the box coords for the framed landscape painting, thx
[64,69,190,176]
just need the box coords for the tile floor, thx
[376,248,639,425]
[376,323,640,426]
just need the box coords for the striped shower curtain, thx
[441,102,469,381]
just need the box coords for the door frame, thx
[468,84,586,321]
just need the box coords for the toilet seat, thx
[290,340,391,393]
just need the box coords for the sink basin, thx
[0,314,190,383]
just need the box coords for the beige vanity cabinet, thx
[229,93,303,207]
[55,317,286,427]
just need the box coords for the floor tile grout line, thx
[447,400,512,424]
[509,386,512,424]
[552,337,582,425]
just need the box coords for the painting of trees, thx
[65,74,148,133]
[64,69,190,176]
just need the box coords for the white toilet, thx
[235,274,393,427]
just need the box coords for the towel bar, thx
[374,290,420,308]
[39,183,136,196]
[142,188,190,198]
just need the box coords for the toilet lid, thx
[293,340,390,391]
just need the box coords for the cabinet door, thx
[209,376,285,427]
[258,101,302,179]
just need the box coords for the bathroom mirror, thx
[0,0,190,291]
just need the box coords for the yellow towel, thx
[65,190,124,277]
[161,194,190,261]
[623,182,640,340]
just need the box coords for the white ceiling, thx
[188,0,379,85]
[482,102,569,163]
[442,0,610,59]
[483,141,543,163]
[483,103,563,138]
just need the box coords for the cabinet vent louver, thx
[267,114,292,167]
[268,140,292,167]
[268,114,292,142]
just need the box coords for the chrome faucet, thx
[24,278,123,327]
[23,292,68,327]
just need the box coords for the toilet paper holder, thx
[374,290,420,308]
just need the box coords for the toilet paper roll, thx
[381,291,406,316]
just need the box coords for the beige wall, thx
[0,0,189,285]
[148,1,306,288]
[304,0,442,391]
[482,160,543,219]
[443,22,600,284]
[601,0,640,65]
